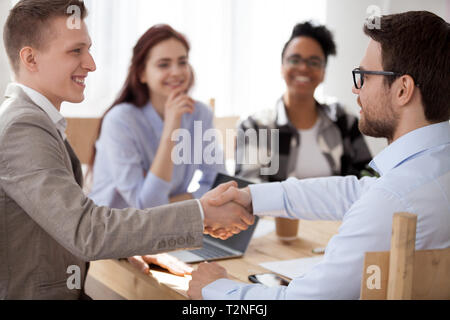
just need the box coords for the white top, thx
[292,119,332,179]
[15,83,67,140]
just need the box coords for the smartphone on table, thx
[248,273,290,287]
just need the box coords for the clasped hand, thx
[200,181,254,240]
[127,182,254,276]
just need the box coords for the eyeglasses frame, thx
[285,55,326,70]
[352,68,406,89]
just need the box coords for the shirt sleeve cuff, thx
[249,182,287,217]
[195,199,205,222]
[202,279,246,300]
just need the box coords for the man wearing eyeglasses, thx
[188,11,450,300]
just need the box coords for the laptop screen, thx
[203,173,259,253]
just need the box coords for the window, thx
[12,0,326,118]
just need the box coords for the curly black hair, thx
[282,21,337,64]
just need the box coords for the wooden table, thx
[85,218,341,300]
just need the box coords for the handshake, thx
[128,181,254,276]
[200,181,255,240]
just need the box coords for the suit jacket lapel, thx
[5,84,84,187]
[63,139,84,188]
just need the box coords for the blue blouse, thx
[89,101,225,209]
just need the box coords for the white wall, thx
[324,0,449,156]
[0,0,447,154]
[0,1,12,103]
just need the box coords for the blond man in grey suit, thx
[0,0,254,299]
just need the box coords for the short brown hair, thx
[3,0,88,73]
[364,11,450,123]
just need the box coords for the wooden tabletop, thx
[85,218,341,300]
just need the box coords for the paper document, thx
[259,256,324,280]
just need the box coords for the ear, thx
[394,75,415,107]
[19,47,38,73]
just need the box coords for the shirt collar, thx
[13,83,67,140]
[276,98,289,126]
[370,121,450,176]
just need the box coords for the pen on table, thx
[312,247,326,254]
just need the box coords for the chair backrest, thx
[213,116,240,161]
[209,97,240,161]
[66,118,101,165]
[360,212,450,300]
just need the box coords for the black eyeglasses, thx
[352,68,401,89]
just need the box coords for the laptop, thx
[169,173,259,263]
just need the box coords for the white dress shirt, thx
[203,122,450,300]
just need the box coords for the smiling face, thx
[281,36,326,97]
[140,38,191,102]
[352,40,399,141]
[29,16,96,108]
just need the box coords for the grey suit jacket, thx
[0,84,203,299]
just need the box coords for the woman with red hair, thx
[89,24,224,275]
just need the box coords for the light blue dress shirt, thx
[203,121,450,300]
[89,101,225,209]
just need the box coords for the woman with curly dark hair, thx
[235,21,373,241]
[236,21,373,183]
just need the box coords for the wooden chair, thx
[360,212,450,300]
[209,98,240,162]
[65,117,101,165]
[213,116,239,162]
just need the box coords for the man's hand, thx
[200,182,255,239]
[203,185,254,239]
[208,186,253,213]
[127,254,193,276]
[187,262,228,300]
